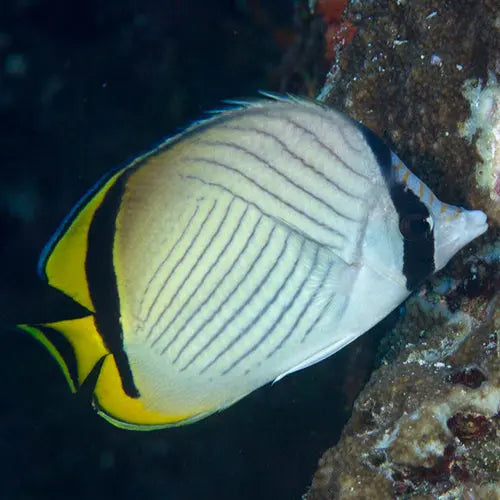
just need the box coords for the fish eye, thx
[399,213,433,241]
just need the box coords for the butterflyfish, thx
[20,96,488,430]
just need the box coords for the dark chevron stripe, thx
[283,117,371,181]
[299,259,335,343]
[177,224,280,370]
[181,174,343,251]
[219,124,365,201]
[198,139,361,223]
[146,199,217,336]
[153,200,246,351]
[217,237,305,375]
[86,168,140,398]
[150,199,233,348]
[162,211,262,356]
[337,122,364,153]
[300,293,337,344]
[139,205,200,322]
[266,245,321,358]
[183,157,348,242]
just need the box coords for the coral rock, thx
[306,250,499,499]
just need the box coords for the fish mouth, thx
[434,209,489,271]
[462,209,489,242]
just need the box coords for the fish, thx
[19,96,488,430]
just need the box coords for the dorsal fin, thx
[38,169,128,311]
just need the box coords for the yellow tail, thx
[18,315,109,393]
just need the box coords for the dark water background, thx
[0,2,393,498]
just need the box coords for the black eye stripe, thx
[400,213,432,241]
[390,184,435,290]
[357,121,435,291]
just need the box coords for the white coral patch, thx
[461,73,500,202]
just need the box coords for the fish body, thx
[20,97,488,429]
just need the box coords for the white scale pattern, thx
[135,103,380,381]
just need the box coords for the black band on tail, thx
[36,324,80,390]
